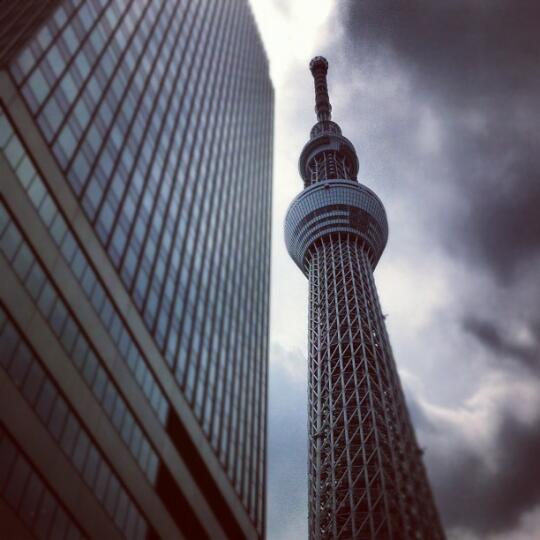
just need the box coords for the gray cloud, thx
[340,0,540,282]
[463,316,540,373]
[429,410,540,535]
[335,0,540,535]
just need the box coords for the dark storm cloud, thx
[340,0,540,282]
[463,316,540,373]
[431,411,540,534]
[338,0,540,535]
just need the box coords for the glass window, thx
[91,283,105,313]
[146,452,158,484]
[60,413,79,456]
[81,266,96,296]
[15,156,37,188]
[50,213,67,246]
[120,411,134,445]
[28,177,46,207]
[43,98,64,134]
[129,425,142,460]
[60,318,78,353]
[19,473,45,527]
[47,46,65,78]
[134,514,147,540]
[28,70,49,105]
[0,436,18,489]
[0,321,19,361]
[4,134,24,168]
[114,489,129,529]
[92,366,107,402]
[3,455,31,509]
[61,231,77,262]
[0,205,8,234]
[63,26,79,55]
[38,195,57,227]
[75,53,90,78]
[82,444,100,488]
[102,382,116,416]
[82,350,98,385]
[8,342,33,386]
[1,223,23,261]
[0,114,13,147]
[70,249,86,279]
[74,100,90,129]
[25,263,46,300]
[71,430,90,472]
[22,361,45,405]
[104,474,120,517]
[12,244,33,280]
[35,379,56,422]
[49,300,68,336]
[125,502,139,539]
[58,124,77,160]
[37,283,56,318]
[111,397,126,430]
[65,522,82,540]
[72,333,88,369]
[48,397,68,440]
[94,460,110,503]
[33,490,57,540]
[50,506,69,539]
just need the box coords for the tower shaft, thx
[285,57,445,539]
[307,235,443,538]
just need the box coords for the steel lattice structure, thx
[285,57,445,539]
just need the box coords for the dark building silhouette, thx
[285,57,444,539]
[0,1,273,539]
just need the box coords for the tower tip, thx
[309,56,329,74]
[309,56,332,122]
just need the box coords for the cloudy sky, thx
[249,1,540,539]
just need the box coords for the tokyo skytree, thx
[284,57,445,539]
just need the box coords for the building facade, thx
[285,57,443,539]
[0,1,273,539]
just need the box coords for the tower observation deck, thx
[285,57,445,539]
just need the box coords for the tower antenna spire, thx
[309,56,332,122]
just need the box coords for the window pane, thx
[22,361,45,405]
[25,263,46,300]
[49,505,69,539]
[8,342,33,387]
[35,380,56,422]
[71,430,90,472]
[0,436,18,488]
[48,397,68,440]
[3,455,31,509]
[33,490,56,540]
[60,413,79,456]
[19,472,45,527]
[0,322,19,364]
[104,474,120,517]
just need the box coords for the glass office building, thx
[0,1,273,539]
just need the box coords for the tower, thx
[0,1,272,538]
[285,57,444,539]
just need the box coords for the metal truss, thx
[307,234,445,539]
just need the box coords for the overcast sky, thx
[249,1,540,539]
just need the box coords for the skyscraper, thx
[285,57,443,539]
[0,1,273,539]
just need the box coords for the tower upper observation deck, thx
[285,57,388,274]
